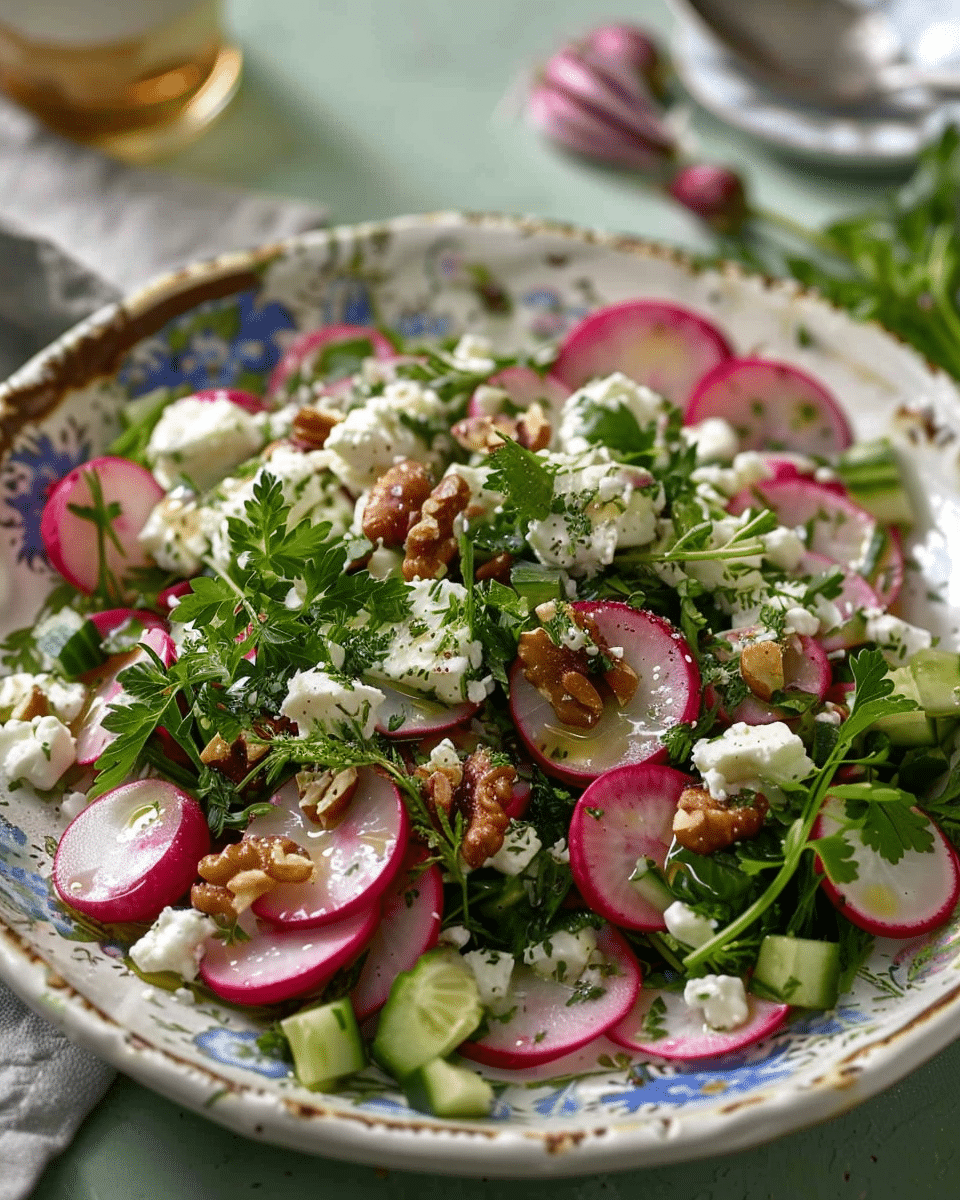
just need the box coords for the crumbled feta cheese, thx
[692,721,814,801]
[863,608,933,664]
[690,450,771,501]
[548,837,570,864]
[280,669,384,738]
[683,974,749,1031]
[447,332,496,375]
[173,987,196,1005]
[557,373,668,456]
[762,525,806,571]
[682,417,740,463]
[366,546,403,579]
[374,579,490,705]
[0,673,86,723]
[814,708,843,725]
[664,901,717,949]
[485,822,542,875]
[463,948,514,1008]
[424,738,462,778]
[783,606,821,637]
[438,924,471,949]
[146,395,265,491]
[129,906,217,981]
[61,791,89,821]
[470,383,508,416]
[522,927,597,983]
[0,716,75,790]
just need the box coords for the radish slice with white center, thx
[608,986,789,1061]
[510,601,700,784]
[75,624,177,766]
[351,849,443,1020]
[460,925,641,1069]
[267,324,396,397]
[569,763,691,930]
[727,476,903,606]
[727,634,831,726]
[685,358,853,456]
[40,456,165,595]
[88,607,167,641]
[189,388,269,414]
[249,768,407,927]
[794,551,880,652]
[467,366,570,421]
[374,683,479,740]
[552,300,732,405]
[200,904,378,1006]
[813,796,960,937]
[53,779,209,923]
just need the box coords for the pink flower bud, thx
[586,23,669,99]
[668,164,749,233]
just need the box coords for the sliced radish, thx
[200,904,378,1006]
[608,986,789,1060]
[88,607,167,640]
[728,476,903,607]
[40,456,165,595]
[795,551,879,652]
[727,634,831,726]
[156,580,196,614]
[552,300,733,405]
[53,779,209,923]
[249,768,407,927]
[460,925,641,1068]
[350,849,443,1021]
[510,601,700,784]
[569,763,691,930]
[374,683,479,740]
[685,358,853,457]
[267,324,396,397]
[189,388,269,414]
[75,624,177,766]
[467,366,570,421]
[504,778,532,821]
[813,796,960,937]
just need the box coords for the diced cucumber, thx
[751,935,840,1009]
[835,438,915,526]
[281,997,366,1089]
[372,949,483,1081]
[57,619,108,679]
[909,649,960,717]
[510,562,563,606]
[403,1056,495,1119]
[628,856,673,913]
[872,667,936,746]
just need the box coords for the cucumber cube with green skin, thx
[281,997,366,1089]
[372,949,483,1082]
[403,1056,495,1118]
[872,667,937,746]
[909,649,960,717]
[751,935,840,1009]
[835,437,916,526]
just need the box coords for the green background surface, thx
[32,0,960,1195]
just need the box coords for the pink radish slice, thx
[685,358,853,456]
[200,904,378,1006]
[88,607,167,640]
[727,635,831,726]
[552,300,733,406]
[40,456,165,595]
[608,986,789,1061]
[569,763,691,930]
[75,624,177,766]
[156,580,196,614]
[504,778,532,821]
[460,925,641,1069]
[467,366,570,421]
[249,768,407,928]
[374,683,479,740]
[267,324,396,396]
[510,601,700,785]
[189,388,269,414]
[53,779,209,923]
[813,797,960,937]
[351,850,443,1021]
[794,551,880,652]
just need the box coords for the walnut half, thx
[191,835,314,919]
[672,786,769,856]
[403,472,472,581]
[417,746,514,870]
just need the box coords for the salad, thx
[5,297,960,1117]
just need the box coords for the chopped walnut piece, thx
[403,472,472,581]
[297,767,359,827]
[199,731,269,786]
[739,641,785,703]
[459,748,515,869]
[475,551,514,585]
[518,628,603,729]
[514,402,551,452]
[11,686,50,721]
[672,786,769,856]
[191,834,314,918]
[362,458,433,547]
[450,404,552,455]
[291,405,342,449]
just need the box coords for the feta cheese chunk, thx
[664,901,717,949]
[863,608,933,664]
[0,716,76,790]
[681,416,740,463]
[557,373,668,457]
[692,721,813,801]
[485,822,542,875]
[0,673,86,723]
[683,974,749,1031]
[522,927,597,983]
[145,395,265,491]
[280,669,384,738]
[463,948,514,1008]
[129,906,217,981]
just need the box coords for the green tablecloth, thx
[34,1,960,1194]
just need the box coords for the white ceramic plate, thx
[2,212,960,1178]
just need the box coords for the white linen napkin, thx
[0,95,327,1200]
